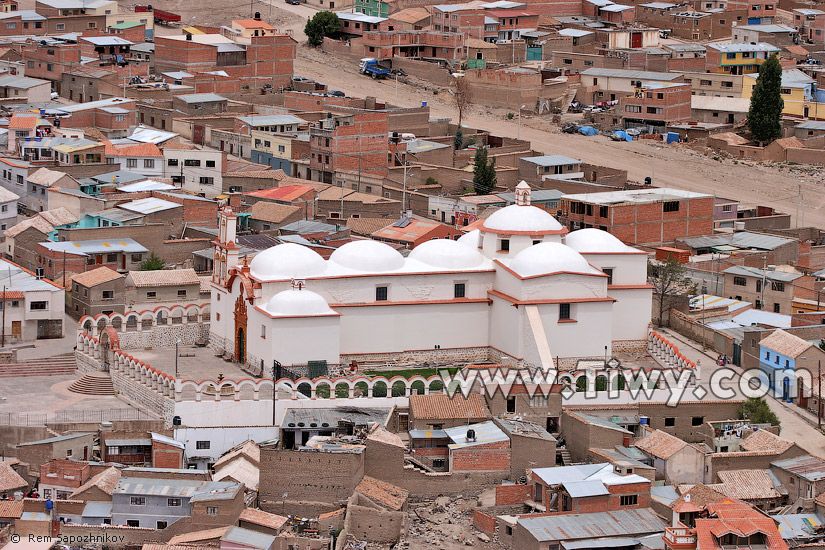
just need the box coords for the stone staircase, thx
[68,372,115,396]
[557,448,572,466]
[0,353,77,378]
[560,85,580,113]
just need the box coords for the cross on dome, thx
[291,278,306,290]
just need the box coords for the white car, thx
[50,91,58,100]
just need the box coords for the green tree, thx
[305,11,340,47]
[454,129,463,150]
[648,258,695,327]
[739,397,780,430]
[140,253,165,271]
[472,147,497,195]
[425,176,439,186]
[746,54,784,145]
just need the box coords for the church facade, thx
[209,183,653,375]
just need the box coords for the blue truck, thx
[359,58,391,79]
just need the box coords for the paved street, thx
[658,327,825,456]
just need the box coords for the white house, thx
[162,146,224,198]
[0,186,19,231]
[0,257,65,341]
[209,182,653,372]
[104,139,164,178]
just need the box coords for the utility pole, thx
[797,183,801,228]
[62,250,66,289]
[761,256,767,310]
[402,160,407,215]
[434,344,440,372]
[1,285,6,348]
[819,359,822,429]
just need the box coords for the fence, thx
[0,408,156,426]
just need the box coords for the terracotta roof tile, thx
[714,469,782,500]
[318,508,344,519]
[759,329,813,358]
[634,429,688,460]
[695,498,787,550]
[409,393,489,421]
[238,508,287,530]
[346,217,396,236]
[367,426,405,448]
[104,140,163,158]
[0,462,27,492]
[355,476,409,511]
[71,266,124,288]
[249,201,301,224]
[127,268,200,288]
[168,527,230,544]
[71,466,121,498]
[246,185,315,201]
[3,216,54,238]
[39,207,79,227]
[0,500,23,518]
[740,429,795,454]
[669,483,728,512]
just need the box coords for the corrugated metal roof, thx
[222,527,276,549]
[722,265,802,282]
[409,429,448,438]
[119,197,181,215]
[580,68,681,80]
[176,93,227,104]
[564,480,610,498]
[706,42,780,52]
[40,238,149,256]
[518,508,665,542]
[772,455,825,481]
[18,432,92,446]
[558,28,594,36]
[236,114,306,127]
[445,420,508,449]
[522,154,581,166]
[117,180,176,192]
[106,438,151,446]
[82,501,112,518]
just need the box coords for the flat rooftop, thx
[126,345,252,383]
[562,187,712,205]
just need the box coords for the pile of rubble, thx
[406,495,500,549]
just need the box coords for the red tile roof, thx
[246,184,315,201]
[0,462,27,492]
[104,141,163,158]
[234,19,276,29]
[71,266,124,288]
[371,218,452,242]
[409,393,489,421]
[0,500,23,518]
[694,498,787,549]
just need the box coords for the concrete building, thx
[743,69,823,120]
[111,477,242,529]
[68,266,126,319]
[308,112,388,185]
[36,238,148,280]
[621,82,692,132]
[705,42,780,75]
[579,68,684,103]
[0,74,51,103]
[518,155,583,183]
[793,8,825,43]
[0,257,64,341]
[723,265,802,313]
[560,188,714,245]
[691,95,750,124]
[162,146,224,198]
[124,268,203,310]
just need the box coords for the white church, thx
[209,183,653,374]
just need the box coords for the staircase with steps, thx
[68,372,115,396]
[561,85,580,113]
[557,448,572,466]
[0,353,77,378]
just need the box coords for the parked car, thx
[328,90,345,97]
[50,91,58,100]
[287,0,300,4]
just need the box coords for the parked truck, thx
[359,58,391,79]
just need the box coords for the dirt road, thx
[124,0,825,227]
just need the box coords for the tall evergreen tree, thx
[305,12,340,47]
[747,54,784,144]
[472,147,496,194]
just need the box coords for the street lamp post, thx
[651,146,661,186]
[434,344,441,373]
[517,104,526,140]
[175,338,182,378]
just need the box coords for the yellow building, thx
[707,42,780,75]
[742,68,825,119]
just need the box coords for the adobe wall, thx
[707,445,806,482]
[57,524,164,547]
[391,57,452,87]
[0,425,49,459]
[343,494,407,543]
[639,401,743,443]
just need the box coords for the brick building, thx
[705,42,781,75]
[620,82,691,131]
[153,32,296,90]
[560,188,714,245]
[408,393,490,430]
[360,30,464,60]
[793,8,825,43]
[35,237,148,280]
[68,266,126,319]
[16,433,95,477]
[309,111,389,185]
[635,4,744,40]
[370,217,457,248]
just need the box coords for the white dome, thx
[264,289,335,317]
[509,242,593,278]
[565,228,635,253]
[482,204,563,233]
[249,243,327,280]
[409,238,485,269]
[457,230,480,248]
[329,239,404,272]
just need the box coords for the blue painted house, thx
[759,329,816,402]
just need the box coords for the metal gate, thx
[733,343,742,366]
[526,47,542,61]
[36,319,62,340]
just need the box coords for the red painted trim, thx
[248,268,495,284]
[493,259,608,281]
[330,298,492,308]
[253,305,341,319]
[480,224,569,236]
[489,289,616,305]
[577,251,648,255]
[608,284,655,290]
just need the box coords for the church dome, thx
[457,229,480,248]
[329,239,405,272]
[509,242,594,278]
[249,243,327,280]
[565,228,636,253]
[409,238,485,269]
[264,289,335,317]
[482,204,564,234]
